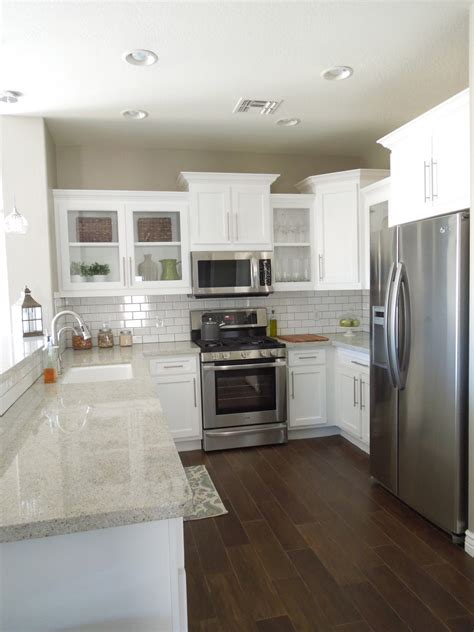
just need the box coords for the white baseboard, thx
[288,426,340,440]
[175,439,202,452]
[465,529,474,557]
[339,429,370,454]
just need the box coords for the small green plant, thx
[70,261,82,275]
[89,262,110,276]
[80,263,94,277]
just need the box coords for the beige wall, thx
[2,117,57,327]
[55,145,365,193]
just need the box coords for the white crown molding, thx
[53,189,190,202]
[295,169,390,193]
[177,172,280,191]
[465,529,474,557]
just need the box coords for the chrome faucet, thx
[50,310,92,373]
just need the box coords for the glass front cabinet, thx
[271,194,315,291]
[55,192,191,294]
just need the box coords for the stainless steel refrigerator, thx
[370,207,469,541]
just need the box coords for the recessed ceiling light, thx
[123,49,158,66]
[121,109,148,120]
[0,90,23,104]
[321,66,353,81]
[276,118,301,127]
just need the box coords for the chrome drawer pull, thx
[351,360,368,368]
[163,364,185,369]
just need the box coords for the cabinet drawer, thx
[288,348,326,366]
[149,356,196,376]
[336,349,369,372]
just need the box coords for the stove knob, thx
[223,352,231,360]
[260,349,271,358]
[270,349,280,357]
[213,353,220,361]
[241,351,250,359]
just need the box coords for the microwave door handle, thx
[252,258,259,289]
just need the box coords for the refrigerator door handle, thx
[389,261,411,389]
[398,264,411,388]
[384,262,397,387]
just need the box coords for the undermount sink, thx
[62,363,134,384]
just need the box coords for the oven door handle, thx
[206,423,287,437]
[202,360,286,372]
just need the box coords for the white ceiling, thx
[1,1,469,158]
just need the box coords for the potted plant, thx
[70,261,84,283]
[80,263,94,282]
[89,262,110,283]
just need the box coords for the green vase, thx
[160,259,181,281]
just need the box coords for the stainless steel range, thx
[191,308,287,451]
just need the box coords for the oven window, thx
[198,259,251,288]
[215,366,276,415]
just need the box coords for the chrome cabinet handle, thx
[129,257,133,285]
[235,213,239,241]
[360,379,364,410]
[291,371,295,399]
[423,161,431,202]
[318,254,324,280]
[122,256,127,285]
[431,158,438,200]
[298,355,318,360]
[227,212,231,241]
[351,360,368,368]
[163,364,185,369]
[193,377,197,407]
[353,376,359,407]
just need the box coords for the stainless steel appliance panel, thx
[203,423,288,451]
[370,205,398,493]
[398,212,469,535]
[202,359,287,429]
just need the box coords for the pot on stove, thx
[201,316,223,341]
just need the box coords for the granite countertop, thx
[0,345,193,543]
[280,332,370,354]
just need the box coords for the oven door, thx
[192,251,271,296]
[202,359,287,429]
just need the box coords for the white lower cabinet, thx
[288,349,327,429]
[335,350,369,446]
[150,355,201,443]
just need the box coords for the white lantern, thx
[22,287,43,337]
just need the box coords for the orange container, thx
[44,368,57,384]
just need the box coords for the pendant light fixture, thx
[4,197,28,234]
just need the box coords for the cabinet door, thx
[360,372,370,446]
[231,185,271,248]
[154,374,201,440]
[431,100,470,216]
[315,182,361,288]
[335,366,361,438]
[289,365,327,428]
[190,184,231,246]
[56,198,127,291]
[389,132,432,226]
[125,202,191,291]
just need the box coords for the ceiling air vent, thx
[233,98,282,115]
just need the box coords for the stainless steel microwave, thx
[191,251,273,297]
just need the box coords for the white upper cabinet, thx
[54,190,191,296]
[360,177,390,289]
[178,172,278,250]
[296,169,388,290]
[378,89,469,226]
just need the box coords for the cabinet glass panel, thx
[67,210,120,284]
[273,207,312,285]
[133,211,182,283]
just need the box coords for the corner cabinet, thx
[360,178,390,289]
[334,349,370,449]
[296,169,388,290]
[177,172,279,251]
[378,89,469,227]
[54,190,191,297]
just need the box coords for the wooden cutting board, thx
[277,334,329,343]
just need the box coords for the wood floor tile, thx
[364,563,448,631]
[256,615,297,632]
[273,576,329,631]
[199,619,225,632]
[190,518,232,575]
[423,562,474,613]
[258,500,307,551]
[334,623,372,632]
[445,614,474,632]
[205,572,259,632]
[345,581,408,631]
[227,544,287,620]
[185,546,216,623]
[288,548,361,627]
[243,520,299,580]
[212,497,249,548]
[375,545,468,621]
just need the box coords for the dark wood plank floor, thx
[180,437,474,632]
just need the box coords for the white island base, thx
[1,518,187,632]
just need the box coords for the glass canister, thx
[119,329,133,347]
[72,326,92,350]
[98,323,114,348]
